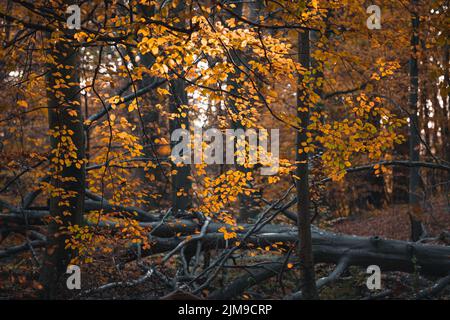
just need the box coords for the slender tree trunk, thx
[165,1,192,213]
[168,2,191,213]
[392,137,410,203]
[408,0,425,241]
[442,43,449,194]
[169,78,191,213]
[223,2,255,222]
[296,30,318,299]
[39,34,85,298]
[420,38,436,194]
[135,4,167,209]
[352,113,387,212]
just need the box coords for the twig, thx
[416,273,450,299]
[80,269,154,297]
[285,256,350,300]
[0,240,46,259]
[161,217,211,265]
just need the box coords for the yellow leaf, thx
[68,110,78,117]
[17,100,28,108]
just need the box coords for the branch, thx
[0,11,53,31]
[0,159,46,194]
[217,3,318,31]
[161,218,211,265]
[416,273,450,299]
[84,200,160,222]
[323,81,371,99]
[317,160,450,184]
[0,240,46,259]
[80,269,154,297]
[85,78,166,127]
[208,260,288,299]
[286,256,350,300]
[1,199,161,223]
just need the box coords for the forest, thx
[0,0,449,302]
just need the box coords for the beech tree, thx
[0,0,449,300]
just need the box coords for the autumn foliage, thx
[0,0,449,300]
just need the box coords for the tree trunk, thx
[350,113,387,212]
[408,0,425,241]
[136,4,167,209]
[223,2,256,222]
[125,222,450,283]
[205,229,450,299]
[39,33,85,298]
[169,77,191,213]
[296,30,318,299]
[392,139,410,203]
[441,43,449,194]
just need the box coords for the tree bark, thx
[205,228,450,299]
[135,4,168,209]
[408,0,425,241]
[296,30,318,299]
[39,32,85,298]
[169,3,191,213]
[224,2,255,222]
[392,139,410,204]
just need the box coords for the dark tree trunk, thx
[392,137,410,203]
[136,4,167,209]
[167,2,191,213]
[350,114,387,212]
[169,77,191,213]
[296,30,318,300]
[408,0,425,241]
[223,2,256,222]
[441,43,449,194]
[39,33,85,298]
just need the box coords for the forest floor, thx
[319,197,450,300]
[330,197,450,242]
[1,197,449,300]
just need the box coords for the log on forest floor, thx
[2,213,449,278]
[127,223,450,281]
[2,211,449,299]
[110,222,450,299]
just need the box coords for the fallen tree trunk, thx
[128,225,450,278]
[113,224,450,299]
[0,200,160,224]
[310,232,450,276]
[3,209,449,278]
[2,213,449,299]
